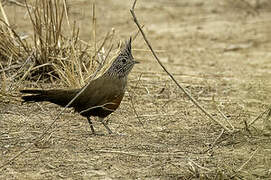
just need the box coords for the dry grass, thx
[1,0,271,179]
[0,0,119,92]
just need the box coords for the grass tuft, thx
[0,0,115,90]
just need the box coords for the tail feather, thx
[20,89,79,107]
[20,89,45,94]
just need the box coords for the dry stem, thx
[130,0,232,132]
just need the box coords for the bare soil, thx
[1,0,271,179]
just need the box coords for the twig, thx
[188,159,211,172]
[85,31,113,81]
[126,72,143,125]
[243,119,251,135]
[133,48,166,53]
[0,62,7,93]
[94,149,149,157]
[0,145,31,169]
[217,107,235,130]
[236,147,259,172]
[0,1,13,38]
[95,31,111,65]
[0,64,21,73]
[203,129,224,153]
[248,107,270,127]
[132,24,144,40]
[92,3,96,68]
[5,0,30,8]
[62,0,71,32]
[263,107,271,126]
[104,43,114,64]
[130,0,231,133]
[93,149,186,158]
[127,90,143,126]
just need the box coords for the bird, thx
[20,37,139,134]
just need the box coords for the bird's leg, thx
[98,117,113,134]
[104,118,110,125]
[87,117,95,134]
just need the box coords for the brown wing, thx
[71,75,126,117]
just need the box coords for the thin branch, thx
[127,89,143,126]
[236,147,259,172]
[217,107,235,130]
[62,0,71,31]
[248,107,270,127]
[0,64,21,73]
[0,1,13,38]
[203,128,225,153]
[188,159,211,172]
[130,0,231,132]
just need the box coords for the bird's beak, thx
[133,60,140,64]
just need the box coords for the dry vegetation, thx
[1,0,271,179]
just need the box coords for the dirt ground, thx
[1,0,271,179]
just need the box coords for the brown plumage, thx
[20,38,138,134]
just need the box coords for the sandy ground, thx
[1,0,271,179]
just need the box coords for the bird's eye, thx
[122,59,126,63]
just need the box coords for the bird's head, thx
[107,37,139,78]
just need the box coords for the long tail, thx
[20,89,79,107]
